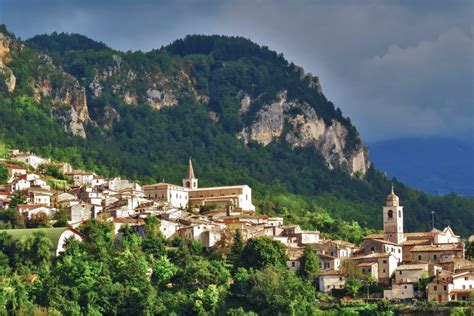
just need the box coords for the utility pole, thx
[431,211,435,230]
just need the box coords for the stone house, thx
[350,252,399,284]
[318,270,346,293]
[410,243,465,264]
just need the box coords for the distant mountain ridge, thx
[370,137,474,197]
[0,25,473,236]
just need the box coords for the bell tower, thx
[383,185,405,244]
[183,157,198,189]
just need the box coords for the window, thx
[398,210,401,218]
[404,285,407,289]
[434,286,437,291]
[383,270,386,273]
[371,247,375,251]
[465,277,469,281]
[433,255,437,260]
[398,249,401,253]
[418,255,422,260]
[327,285,330,289]
[462,285,466,289]
[291,262,296,267]
[388,210,393,218]
[399,271,402,275]
[340,285,343,289]
[444,286,447,290]
[339,277,343,281]
[383,260,387,264]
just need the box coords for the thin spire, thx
[187,157,195,179]
[391,183,395,194]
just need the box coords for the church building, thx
[143,158,255,212]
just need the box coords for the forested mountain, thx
[0,25,473,237]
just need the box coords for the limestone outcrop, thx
[238,91,370,176]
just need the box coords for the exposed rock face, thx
[0,32,15,93]
[51,105,87,138]
[0,66,15,92]
[146,88,177,109]
[238,91,370,176]
[0,33,11,67]
[240,94,251,113]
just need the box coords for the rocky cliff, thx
[238,91,369,176]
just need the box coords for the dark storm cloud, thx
[1,0,473,141]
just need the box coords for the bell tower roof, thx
[386,184,400,207]
[187,157,196,179]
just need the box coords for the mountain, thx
[370,137,474,197]
[0,25,473,237]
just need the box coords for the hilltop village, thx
[0,150,473,303]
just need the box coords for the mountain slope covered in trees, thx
[0,25,473,236]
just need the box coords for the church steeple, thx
[183,157,198,189]
[383,185,405,244]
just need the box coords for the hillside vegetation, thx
[0,26,473,236]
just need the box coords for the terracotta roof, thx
[405,232,437,238]
[396,263,429,270]
[5,163,27,169]
[352,252,391,260]
[112,218,145,225]
[450,289,473,294]
[17,204,49,209]
[318,253,337,260]
[364,233,384,240]
[357,262,377,267]
[401,239,431,246]
[411,244,463,252]
[319,270,343,276]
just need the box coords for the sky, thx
[1,0,473,142]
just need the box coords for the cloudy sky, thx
[1,0,473,142]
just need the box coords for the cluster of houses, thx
[0,151,472,303]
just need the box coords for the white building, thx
[144,159,255,212]
[318,270,346,293]
[12,152,50,169]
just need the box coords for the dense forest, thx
[0,26,473,237]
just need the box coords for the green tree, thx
[240,237,288,270]
[8,191,26,210]
[344,276,363,297]
[15,231,53,269]
[298,246,319,282]
[26,211,51,228]
[151,255,177,287]
[142,216,166,258]
[242,266,320,315]
[52,209,69,227]
[229,229,244,265]
[0,163,7,184]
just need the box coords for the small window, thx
[434,286,437,291]
[339,277,343,281]
[398,210,401,218]
[404,285,407,289]
[418,255,422,260]
[399,271,402,275]
[462,285,466,289]
[434,255,437,260]
[444,286,447,290]
[465,277,468,281]
[383,269,386,273]
[383,260,387,264]
[291,262,296,267]
[388,210,393,218]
